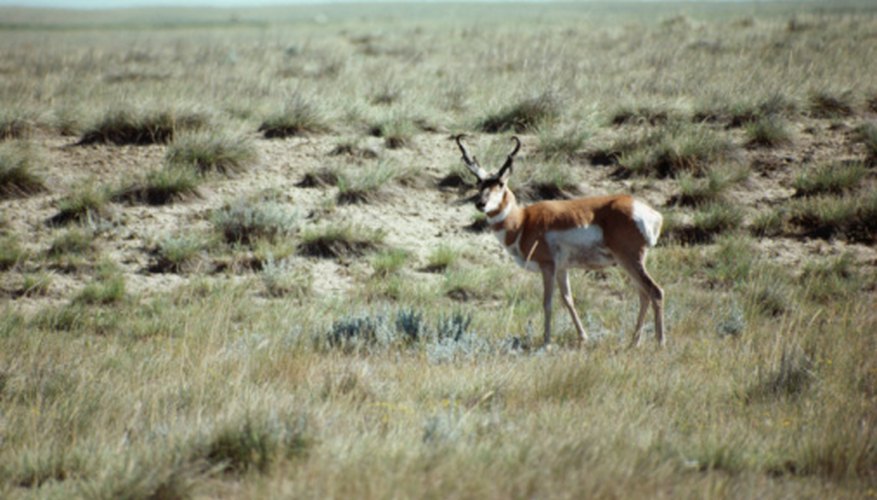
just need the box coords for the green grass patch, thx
[799,253,862,304]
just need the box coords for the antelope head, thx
[455,134,521,214]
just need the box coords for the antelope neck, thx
[486,190,520,229]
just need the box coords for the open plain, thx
[1,2,876,498]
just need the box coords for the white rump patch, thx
[632,200,663,247]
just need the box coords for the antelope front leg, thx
[556,269,588,343]
[540,264,556,346]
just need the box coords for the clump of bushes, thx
[323,308,485,361]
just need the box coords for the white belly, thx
[495,225,615,272]
[546,225,616,270]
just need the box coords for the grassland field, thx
[0,1,876,498]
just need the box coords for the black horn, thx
[498,136,521,177]
[455,134,487,181]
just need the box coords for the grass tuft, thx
[479,92,560,133]
[789,191,877,243]
[259,97,329,138]
[77,108,208,145]
[73,262,126,305]
[0,142,46,199]
[213,199,299,245]
[609,105,674,126]
[336,161,413,204]
[424,245,457,273]
[808,91,854,119]
[852,122,877,166]
[746,346,815,402]
[165,130,258,176]
[537,126,591,161]
[0,235,27,271]
[298,224,383,259]
[616,124,738,178]
[667,167,747,207]
[296,166,341,188]
[0,112,35,141]
[369,116,416,149]
[260,255,311,298]
[113,166,200,205]
[47,184,112,226]
[745,117,793,148]
[199,413,309,475]
[793,162,865,197]
[147,234,207,273]
[666,203,743,244]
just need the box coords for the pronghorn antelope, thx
[455,135,665,347]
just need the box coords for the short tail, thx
[632,200,662,247]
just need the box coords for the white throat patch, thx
[487,200,512,225]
